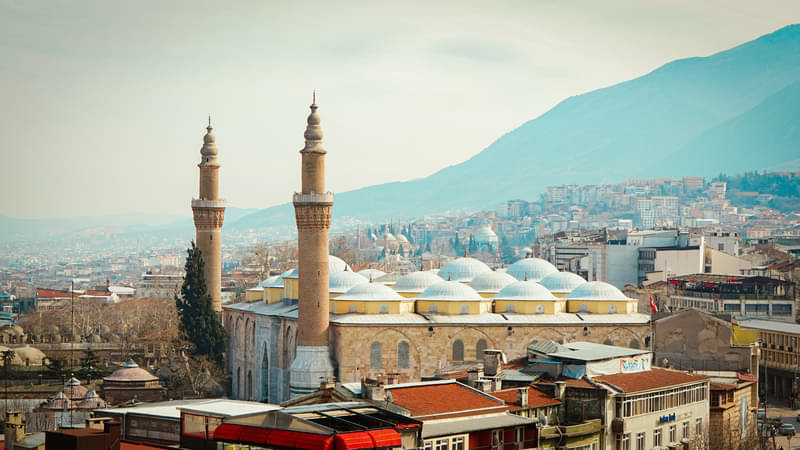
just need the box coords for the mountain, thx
[233,24,800,229]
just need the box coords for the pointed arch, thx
[452,339,464,362]
[397,341,410,369]
[261,343,270,402]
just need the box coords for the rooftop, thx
[594,367,708,394]
[385,380,506,418]
[178,399,281,418]
[734,318,800,335]
[492,387,560,410]
[544,341,649,362]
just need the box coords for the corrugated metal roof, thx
[547,341,649,361]
[735,318,800,335]
[421,413,535,438]
[178,399,281,417]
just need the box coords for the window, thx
[636,432,645,450]
[653,428,662,447]
[515,427,524,446]
[682,421,689,439]
[669,425,676,443]
[695,417,702,435]
[491,430,503,449]
[452,436,465,450]
[397,341,410,369]
[452,339,464,361]
[608,304,617,314]
[370,342,382,369]
[579,303,589,313]
[435,439,448,450]
[459,304,469,315]
[476,339,488,359]
[348,304,358,313]
[428,304,438,313]
[506,303,516,313]
[379,304,389,314]
[615,433,630,450]
[535,304,545,314]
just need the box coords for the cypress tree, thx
[176,242,226,368]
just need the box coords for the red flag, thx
[649,294,658,314]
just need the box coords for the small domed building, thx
[415,281,491,315]
[469,271,517,298]
[539,271,588,298]
[101,359,164,405]
[494,280,564,314]
[567,281,638,314]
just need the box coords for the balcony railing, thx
[672,289,791,301]
[292,192,334,204]
[191,199,226,208]
[539,419,602,439]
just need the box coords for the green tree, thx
[176,242,227,368]
[79,347,101,380]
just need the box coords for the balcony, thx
[539,419,602,439]
[293,192,334,204]
[191,199,226,208]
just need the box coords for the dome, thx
[495,281,558,301]
[337,283,405,301]
[507,258,558,282]
[384,233,397,241]
[397,234,410,243]
[257,275,282,288]
[329,270,369,294]
[284,255,351,279]
[469,271,517,293]
[568,281,629,301]
[13,346,47,365]
[418,281,483,301]
[474,225,498,243]
[539,272,588,294]
[64,377,88,399]
[104,359,159,383]
[394,271,444,293]
[438,257,491,282]
[357,268,387,280]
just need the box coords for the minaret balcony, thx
[293,192,334,205]
[191,199,226,209]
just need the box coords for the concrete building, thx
[135,272,183,300]
[191,118,226,313]
[706,372,758,450]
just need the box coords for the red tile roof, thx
[492,387,560,411]
[36,288,72,299]
[387,381,506,418]
[594,368,708,394]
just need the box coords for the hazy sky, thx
[2,1,799,219]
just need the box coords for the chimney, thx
[555,381,567,402]
[478,379,492,393]
[362,378,386,402]
[483,350,504,377]
[86,417,111,430]
[467,368,484,385]
[517,387,529,408]
[4,411,25,450]
[104,421,122,450]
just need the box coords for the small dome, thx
[257,275,282,288]
[104,359,158,383]
[397,234,410,243]
[284,255,351,279]
[568,281,629,301]
[384,233,397,241]
[337,283,405,301]
[64,377,88,399]
[474,225,498,243]
[495,281,558,301]
[507,258,558,282]
[438,257,491,282]
[418,281,483,301]
[329,270,369,294]
[357,268,387,280]
[469,271,517,293]
[13,346,47,365]
[394,271,444,293]
[539,272,587,293]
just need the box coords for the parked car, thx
[779,423,796,436]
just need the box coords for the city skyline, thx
[2,1,800,219]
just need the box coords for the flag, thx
[649,294,658,314]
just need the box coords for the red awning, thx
[368,429,402,448]
[213,424,333,450]
[334,429,403,450]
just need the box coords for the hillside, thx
[231,25,800,229]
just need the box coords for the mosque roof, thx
[494,281,558,301]
[283,255,351,279]
[474,225,498,241]
[507,258,558,282]
[469,271,517,293]
[329,270,369,294]
[336,283,406,301]
[357,268,387,280]
[567,281,630,301]
[417,281,484,301]
[438,257,491,282]
[394,271,444,293]
[539,271,588,293]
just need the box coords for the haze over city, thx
[2,0,800,219]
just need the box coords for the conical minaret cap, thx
[301,92,326,154]
[200,116,219,165]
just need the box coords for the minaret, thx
[191,117,225,313]
[289,94,335,397]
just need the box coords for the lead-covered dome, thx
[394,271,444,293]
[329,270,369,294]
[337,283,405,301]
[283,255,351,279]
[507,258,558,282]
[357,268,387,280]
[104,359,158,383]
[438,257,491,282]
[495,281,558,301]
[469,271,517,294]
[539,272,587,294]
[474,225,498,243]
[418,281,483,301]
[257,275,282,289]
[568,281,629,300]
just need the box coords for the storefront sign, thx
[658,413,676,424]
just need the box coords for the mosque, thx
[212,98,651,403]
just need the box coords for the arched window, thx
[452,339,464,361]
[261,344,270,402]
[398,341,410,369]
[236,367,241,398]
[247,370,253,400]
[379,304,389,314]
[535,304,544,314]
[608,304,617,314]
[459,304,469,315]
[428,304,438,313]
[476,339,488,359]
[506,304,515,313]
[628,339,640,349]
[370,342,382,369]
[252,323,256,346]
[348,304,358,313]
[579,304,589,313]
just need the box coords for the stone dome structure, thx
[495,281,558,301]
[507,258,558,282]
[63,377,88,400]
[102,359,164,406]
[337,283,405,301]
[438,257,491,282]
[12,345,47,366]
[394,271,444,294]
[474,225,498,244]
[418,281,483,301]
[329,270,369,294]
[539,271,588,295]
[104,359,159,383]
[469,271,517,294]
[568,281,630,301]
[283,255,351,279]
